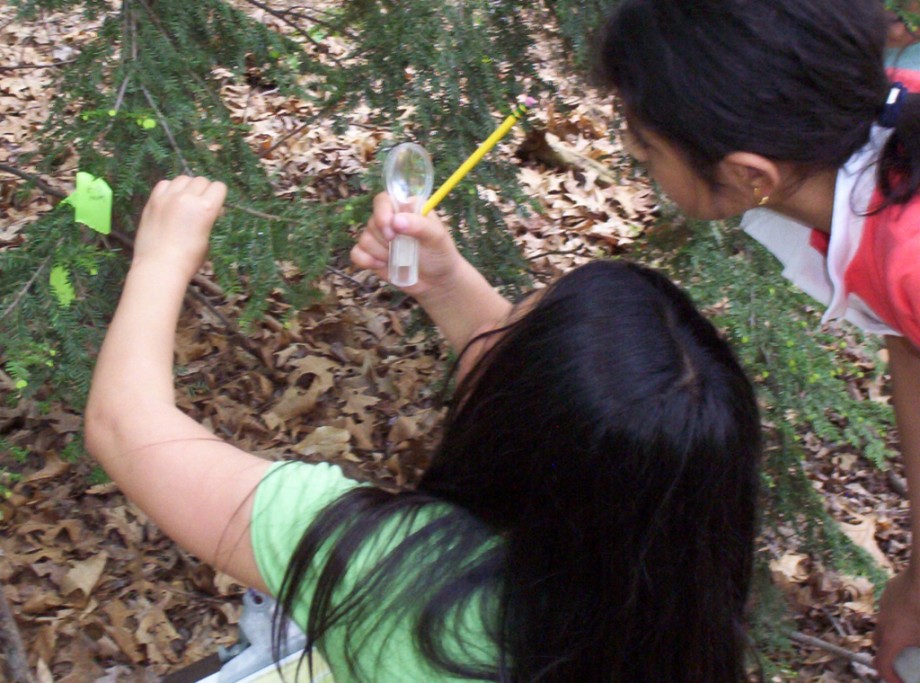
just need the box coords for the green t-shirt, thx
[251,461,498,683]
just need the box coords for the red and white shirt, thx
[741,68,920,348]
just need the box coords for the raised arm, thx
[876,335,920,683]
[351,192,512,353]
[84,177,270,592]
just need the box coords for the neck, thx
[769,168,838,233]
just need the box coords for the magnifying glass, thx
[896,647,920,683]
[382,143,434,287]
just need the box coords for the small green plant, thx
[889,0,920,30]
[0,439,29,501]
[60,440,85,464]
[87,465,111,486]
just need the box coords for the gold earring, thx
[753,187,770,207]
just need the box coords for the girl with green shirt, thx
[86,177,760,682]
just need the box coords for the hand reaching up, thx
[133,176,227,282]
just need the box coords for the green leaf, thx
[50,265,77,308]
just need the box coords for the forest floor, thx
[0,2,910,681]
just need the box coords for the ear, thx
[718,152,782,199]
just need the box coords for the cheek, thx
[622,130,649,164]
[653,173,710,218]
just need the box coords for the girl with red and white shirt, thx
[597,1,920,680]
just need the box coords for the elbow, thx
[83,409,103,461]
[83,388,118,465]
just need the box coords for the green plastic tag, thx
[63,172,112,235]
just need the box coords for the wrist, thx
[129,252,197,285]
[413,257,476,307]
[118,258,191,324]
[903,556,920,588]
[412,257,511,353]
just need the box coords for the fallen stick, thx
[0,585,35,683]
[789,630,876,673]
[517,128,619,186]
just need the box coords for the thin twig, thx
[128,1,139,61]
[107,231,297,350]
[0,585,35,683]
[262,2,358,40]
[227,203,300,225]
[114,238,277,364]
[819,611,874,683]
[135,0,351,165]
[98,73,134,141]
[0,163,67,199]
[133,0,337,173]
[0,253,55,324]
[183,286,270,365]
[325,264,369,290]
[889,469,909,497]
[822,607,849,639]
[0,59,77,71]
[260,119,312,158]
[238,0,344,64]
[789,631,876,672]
[140,85,193,174]
[113,72,133,114]
[525,247,583,261]
[132,0,255,114]
[258,95,349,158]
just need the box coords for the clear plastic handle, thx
[383,143,433,287]
[896,647,920,683]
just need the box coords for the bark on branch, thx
[516,128,619,186]
[789,630,876,674]
[0,163,67,200]
[0,586,35,683]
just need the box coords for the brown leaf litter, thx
[0,2,912,681]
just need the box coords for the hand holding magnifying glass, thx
[383,143,434,287]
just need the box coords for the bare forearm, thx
[85,262,269,588]
[413,257,512,353]
[888,336,920,577]
[85,261,189,461]
[875,337,920,682]
[83,178,269,590]
[352,194,513,353]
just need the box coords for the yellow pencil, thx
[421,97,536,216]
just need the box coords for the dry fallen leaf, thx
[770,552,811,587]
[841,574,876,616]
[60,553,108,597]
[265,385,325,427]
[293,425,352,458]
[837,514,894,574]
[22,451,70,483]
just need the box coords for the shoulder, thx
[887,65,920,91]
[857,196,920,346]
[256,460,359,502]
[865,194,920,252]
[253,460,363,531]
[251,461,366,593]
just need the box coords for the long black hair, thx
[595,0,920,207]
[276,260,761,682]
